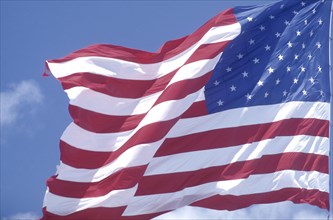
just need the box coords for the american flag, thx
[42,0,331,219]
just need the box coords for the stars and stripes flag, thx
[42,0,332,219]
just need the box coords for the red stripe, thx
[68,70,212,133]
[156,36,188,54]
[154,71,212,107]
[87,117,178,162]
[42,206,126,220]
[62,66,214,169]
[60,70,174,99]
[155,118,329,157]
[60,140,109,169]
[69,105,145,133]
[42,207,166,220]
[50,152,327,198]
[60,118,328,169]
[181,100,208,118]
[58,41,229,100]
[61,117,179,170]
[42,188,328,220]
[47,165,147,198]
[191,188,329,210]
[48,9,236,64]
[185,42,228,64]
[136,153,328,195]
[68,100,208,134]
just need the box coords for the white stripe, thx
[65,56,220,116]
[137,92,200,128]
[57,135,328,183]
[166,56,221,86]
[45,170,328,216]
[45,185,138,216]
[61,123,132,152]
[43,188,50,208]
[145,135,329,176]
[48,23,241,79]
[168,101,330,138]
[195,88,205,102]
[66,87,161,116]
[61,88,202,153]
[123,170,328,215]
[57,140,163,182]
[58,90,204,181]
[61,101,329,152]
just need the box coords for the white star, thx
[294,54,299,60]
[318,18,323,25]
[242,71,249,77]
[293,10,298,15]
[308,54,312,60]
[267,67,274,73]
[278,54,284,61]
[304,20,308,25]
[257,80,264,87]
[237,53,244,59]
[301,66,306,72]
[302,43,306,49]
[249,39,255,45]
[226,67,232,72]
[246,93,253,100]
[294,78,298,84]
[247,17,253,22]
[275,32,281,38]
[302,90,307,96]
[280,4,285,9]
[264,92,269,98]
[301,1,306,6]
[230,85,236,92]
[265,45,271,51]
[316,42,322,49]
[275,78,281,85]
[296,30,301,36]
[253,58,260,64]
[287,41,293,48]
[213,80,220,86]
[318,65,322,72]
[284,20,290,26]
[312,8,316,14]
[287,66,291,72]
[217,99,224,106]
[309,77,315,84]
[310,30,314,37]
[259,25,266,31]
[283,90,288,96]
[320,90,325,97]
[269,15,275,19]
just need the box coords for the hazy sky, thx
[0,0,330,219]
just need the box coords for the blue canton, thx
[205,0,331,114]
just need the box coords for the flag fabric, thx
[42,0,331,219]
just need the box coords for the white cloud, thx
[0,80,43,126]
[2,212,39,220]
[154,202,329,219]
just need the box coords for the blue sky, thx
[0,0,330,219]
